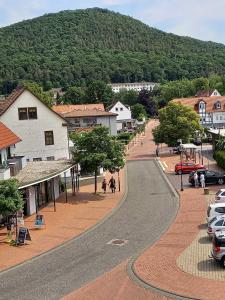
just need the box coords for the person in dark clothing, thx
[109,176,116,193]
[102,178,107,193]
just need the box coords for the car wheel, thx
[220,257,225,268]
[178,170,182,175]
[218,178,224,185]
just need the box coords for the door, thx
[205,171,217,184]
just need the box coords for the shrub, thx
[214,151,225,170]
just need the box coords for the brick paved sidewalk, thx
[62,260,169,300]
[134,126,225,300]
[0,169,125,271]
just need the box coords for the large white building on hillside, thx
[110,82,156,93]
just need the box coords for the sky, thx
[0,0,225,44]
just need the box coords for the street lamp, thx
[180,149,184,192]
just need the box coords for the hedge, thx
[213,151,225,170]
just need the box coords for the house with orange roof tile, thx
[172,94,225,128]
[52,104,117,135]
[0,122,21,180]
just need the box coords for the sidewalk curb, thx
[0,166,129,275]
[125,159,199,300]
[154,158,180,199]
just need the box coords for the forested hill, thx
[1,7,225,92]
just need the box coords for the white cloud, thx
[135,0,225,43]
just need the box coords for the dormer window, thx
[199,101,205,110]
[216,101,221,109]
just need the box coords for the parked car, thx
[193,138,202,146]
[210,230,225,267]
[189,169,225,186]
[207,215,225,236]
[175,162,205,174]
[207,203,225,223]
[215,189,225,203]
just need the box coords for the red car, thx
[175,162,205,174]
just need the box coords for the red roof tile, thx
[172,96,225,113]
[52,104,105,114]
[0,122,21,150]
[0,86,25,116]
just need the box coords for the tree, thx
[113,89,138,106]
[61,86,86,104]
[131,103,146,119]
[21,81,53,107]
[0,179,23,216]
[71,127,125,193]
[86,81,113,106]
[153,102,202,147]
[193,77,209,93]
[138,89,158,117]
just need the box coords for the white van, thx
[207,203,225,223]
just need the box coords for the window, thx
[216,101,221,109]
[115,108,119,111]
[28,107,37,119]
[47,156,55,161]
[33,157,42,161]
[18,107,37,120]
[215,207,225,214]
[18,108,28,120]
[45,131,54,145]
[120,107,123,111]
[215,219,225,226]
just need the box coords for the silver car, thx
[210,230,225,268]
[207,215,225,236]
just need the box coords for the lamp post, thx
[180,150,184,192]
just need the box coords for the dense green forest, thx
[1,8,225,94]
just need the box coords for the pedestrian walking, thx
[109,176,116,193]
[200,173,205,188]
[102,178,107,193]
[194,171,199,188]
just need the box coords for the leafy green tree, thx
[86,81,113,106]
[153,102,202,147]
[113,89,138,106]
[193,77,209,93]
[131,103,146,119]
[61,86,86,104]
[0,179,23,216]
[22,81,53,107]
[71,127,125,193]
[138,89,158,117]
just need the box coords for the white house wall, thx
[0,90,69,161]
[97,116,117,135]
[54,176,60,199]
[109,101,131,121]
[28,186,36,215]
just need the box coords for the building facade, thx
[172,95,225,128]
[110,82,156,93]
[109,101,134,132]
[0,87,70,161]
[52,104,117,135]
[0,122,21,180]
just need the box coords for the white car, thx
[208,215,225,236]
[207,203,225,223]
[215,189,225,203]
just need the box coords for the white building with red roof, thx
[0,121,21,180]
[0,86,70,161]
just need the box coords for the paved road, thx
[0,160,178,300]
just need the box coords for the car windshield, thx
[216,190,222,196]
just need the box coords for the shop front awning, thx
[15,160,76,189]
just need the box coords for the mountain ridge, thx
[0,8,225,92]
